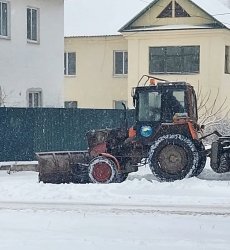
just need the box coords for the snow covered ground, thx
[0,160,230,250]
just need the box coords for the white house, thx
[0,0,64,107]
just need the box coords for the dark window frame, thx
[175,1,190,17]
[64,52,76,76]
[27,89,42,108]
[113,51,128,76]
[0,1,9,37]
[149,46,200,74]
[157,1,190,18]
[157,1,172,18]
[27,7,39,42]
[225,46,230,74]
[64,101,78,108]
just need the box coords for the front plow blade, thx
[36,151,91,184]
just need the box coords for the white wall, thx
[0,0,64,107]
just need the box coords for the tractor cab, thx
[132,76,198,141]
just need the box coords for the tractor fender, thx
[152,123,195,141]
[100,152,121,171]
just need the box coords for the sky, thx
[64,0,152,36]
[64,0,230,36]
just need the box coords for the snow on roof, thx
[191,0,230,29]
[124,24,213,32]
[65,34,122,39]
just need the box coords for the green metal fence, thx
[0,107,135,161]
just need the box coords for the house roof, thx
[191,0,230,29]
[65,34,122,39]
[119,0,230,32]
[125,24,214,32]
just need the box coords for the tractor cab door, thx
[138,91,162,122]
[186,87,198,122]
[161,89,186,122]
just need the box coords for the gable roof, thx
[119,0,230,32]
[191,0,230,29]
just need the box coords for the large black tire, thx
[88,156,118,184]
[211,141,230,173]
[191,142,207,177]
[149,134,199,182]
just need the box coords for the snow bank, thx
[0,163,230,208]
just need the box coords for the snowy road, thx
[0,164,230,250]
[1,206,230,250]
[1,201,230,216]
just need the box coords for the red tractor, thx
[37,75,229,183]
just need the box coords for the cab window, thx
[138,91,162,121]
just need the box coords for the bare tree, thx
[197,84,230,129]
[0,86,7,107]
[196,85,230,145]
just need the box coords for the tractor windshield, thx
[138,90,186,122]
[138,91,162,121]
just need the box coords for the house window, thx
[0,1,9,37]
[27,89,42,107]
[175,1,190,17]
[225,46,230,74]
[157,1,172,18]
[149,46,200,74]
[64,52,76,76]
[64,101,78,108]
[113,51,128,76]
[157,1,190,18]
[113,100,127,109]
[27,7,39,42]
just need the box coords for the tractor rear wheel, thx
[89,156,118,184]
[191,142,206,177]
[149,134,199,182]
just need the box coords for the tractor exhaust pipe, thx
[122,102,128,133]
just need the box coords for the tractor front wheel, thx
[149,134,199,182]
[89,156,118,184]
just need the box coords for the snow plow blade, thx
[36,151,91,184]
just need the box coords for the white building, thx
[0,0,64,107]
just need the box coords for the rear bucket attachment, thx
[36,151,91,184]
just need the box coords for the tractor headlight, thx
[140,126,153,138]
